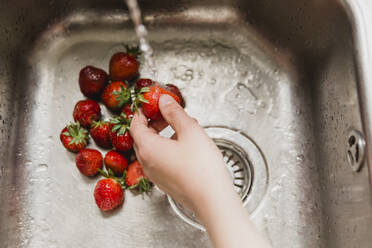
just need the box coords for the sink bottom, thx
[1,3,372,247]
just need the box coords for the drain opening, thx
[168,126,269,231]
[347,129,366,172]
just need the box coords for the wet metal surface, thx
[1,0,372,247]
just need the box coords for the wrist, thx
[193,184,243,227]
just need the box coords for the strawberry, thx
[90,120,112,149]
[94,177,124,211]
[133,85,181,120]
[73,99,101,128]
[109,46,140,81]
[79,66,108,98]
[76,148,103,176]
[110,131,133,152]
[126,160,152,193]
[101,81,131,112]
[121,104,134,121]
[60,122,89,152]
[104,150,128,176]
[136,78,153,91]
[166,84,185,108]
[109,113,134,152]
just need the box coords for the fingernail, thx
[159,94,175,106]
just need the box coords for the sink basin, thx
[1,0,372,247]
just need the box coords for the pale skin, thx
[130,94,271,248]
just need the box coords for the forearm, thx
[196,189,271,248]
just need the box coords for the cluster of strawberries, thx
[59,46,184,211]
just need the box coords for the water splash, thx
[125,0,157,79]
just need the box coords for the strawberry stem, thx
[99,168,127,189]
[109,113,131,135]
[128,178,152,193]
[131,86,150,112]
[66,122,88,145]
[112,84,131,109]
[126,45,141,58]
[91,120,107,129]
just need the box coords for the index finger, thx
[130,109,158,147]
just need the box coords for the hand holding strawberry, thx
[132,84,182,121]
[129,94,228,213]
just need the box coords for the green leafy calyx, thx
[99,168,126,188]
[126,45,141,58]
[65,122,88,145]
[91,120,108,129]
[112,83,131,109]
[131,87,150,112]
[109,112,131,136]
[128,178,152,193]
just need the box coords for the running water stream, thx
[125,0,158,79]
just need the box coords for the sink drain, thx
[168,126,268,231]
[347,129,366,172]
[218,139,252,203]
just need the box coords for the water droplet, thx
[296,155,305,163]
[208,78,216,85]
[24,160,32,166]
[258,100,266,108]
[36,164,48,172]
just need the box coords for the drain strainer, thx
[168,126,268,231]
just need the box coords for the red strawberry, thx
[109,46,140,81]
[94,178,124,211]
[136,78,153,91]
[166,84,185,108]
[76,148,103,176]
[135,85,181,120]
[73,99,101,128]
[121,104,134,121]
[90,120,112,149]
[79,66,108,98]
[126,160,152,192]
[109,113,134,152]
[60,122,89,152]
[109,127,134,152]
[104,150,128,176]
[101,81,131,112]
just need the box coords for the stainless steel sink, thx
[1,0,372,247]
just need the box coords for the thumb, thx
[159,94,195,138]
